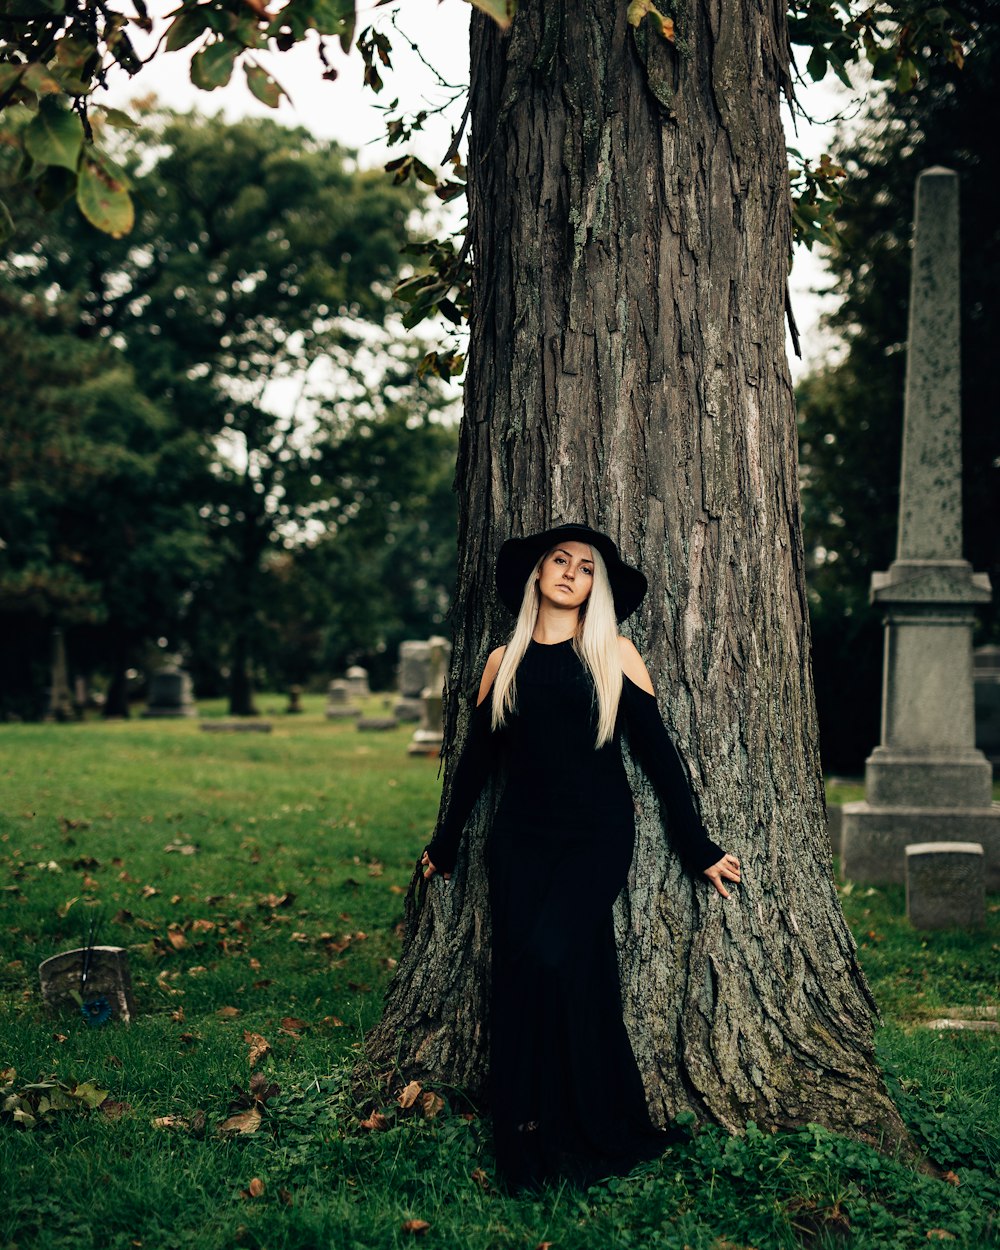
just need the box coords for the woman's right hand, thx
[421,850,451,881]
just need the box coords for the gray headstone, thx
[144,667,197,718]
[397,641,432,698]
[408,636,449,756]
[200,721,273,733]
[840,169,1000,887]
[345,665,370,700]
[325,678,360,719]
[357,716,399,732]
[905,841,985,930]
[39,946,136,1023]
[286,685,303,715]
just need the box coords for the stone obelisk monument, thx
[840,168,999,889]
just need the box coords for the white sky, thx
[101,0,864,381]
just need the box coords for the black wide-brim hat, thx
[495,523,648,623]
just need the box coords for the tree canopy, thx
[0,108,458,715]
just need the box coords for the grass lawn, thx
[1,700,998,1250]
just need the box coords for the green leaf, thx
[0,65,26,96]
[97,106,138,130]
[21,63,62,97]
[190,40,238,90]
[76,154,135,237]
[33,163,77,211]
[0,195,13,244]
[24,99,84,172]
[245,64,284,107]
[165,11,207,52]
[468,0,515,29]
[806,45,827,82]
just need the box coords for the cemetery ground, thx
[1,705,998,1250]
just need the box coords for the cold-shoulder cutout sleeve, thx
[619,675,725,875]
[423,689,498,874]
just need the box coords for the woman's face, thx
[536,541,594,610]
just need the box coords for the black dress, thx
[425,638,724,1191]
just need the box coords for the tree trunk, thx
[367,0,909,1151]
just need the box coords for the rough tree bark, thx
[366,0,909,1150]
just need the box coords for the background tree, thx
[0,109,431,712]
[0,288,214,717]
[797,0,1000,771]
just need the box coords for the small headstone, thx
[408,636,449,756]
[200,721,273,733]
[905,841,985,930]
[39,946,136,1024]
[346,665,370,701]
[143,667,197,718]
[357,716,399,732]
[286,685,303,715]
[394,640,432,721]
[325,679,360,719]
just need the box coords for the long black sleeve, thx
[424,694,497,874]
[620,677,725,875]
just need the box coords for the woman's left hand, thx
[421,851,451,881]
[703,853,741,898]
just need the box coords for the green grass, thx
[1,706,998,1249]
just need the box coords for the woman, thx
[420,523,741,1191]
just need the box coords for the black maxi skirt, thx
[486,813,677,1191]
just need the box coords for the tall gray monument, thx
[841,168,1000,888]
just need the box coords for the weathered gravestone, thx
[394,641,433,722]
[346,665,370,701]
[905,841,985,930]
[286,685,303,715]
[408,636,449,756]
[840,169,1000,889]
[325,678,360,719]
[39,946,136,1024]
[143,667,197,718]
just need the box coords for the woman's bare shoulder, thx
[477,646,507,705]
[617,636,655,695]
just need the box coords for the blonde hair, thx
[492,545,623,747]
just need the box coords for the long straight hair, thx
[492,545,623,747]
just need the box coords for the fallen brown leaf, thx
[926,1233,957,1242]
[171,1008,185,1023]
[216,1006,241,1018]
[279,1016,309,1034]
[397,1080,422,1110]
[217,1107,262,1135]
[52,1033,68,1044]
[359,1111,389,1131]
[320,1015,344,1029]
[190,918,215,934]
[470,1167,492,1192]
[421,1092,445,1119]
[166,925,187,951]
[244,1031,271,1068]
[941,1171,960,1186]
[401,1219,430,1235]
[99,1098,131,1120]
[140,885,159,898]
[248,1177,265,1198]
[152,1114,188,1129]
